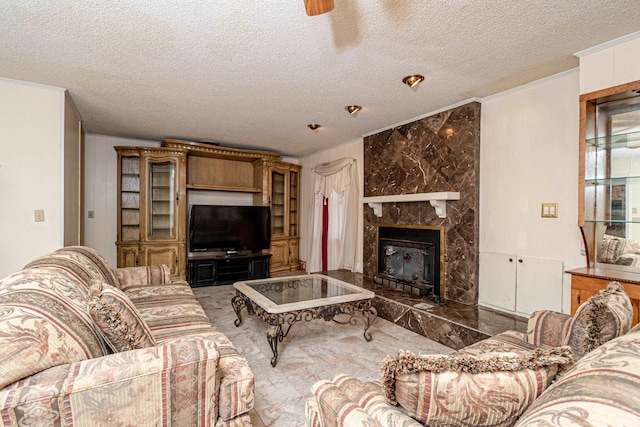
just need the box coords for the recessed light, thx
[307,123,321,131]
[402,74,425,88]
[345,105,362,116]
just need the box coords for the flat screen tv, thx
[189,205,271,255]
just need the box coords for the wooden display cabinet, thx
[115,146,188,279]
[254,161,302,274]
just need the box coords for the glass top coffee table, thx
[232,274,377,367]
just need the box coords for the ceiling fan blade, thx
[304,0,334,16]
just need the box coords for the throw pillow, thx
[599,234,625,263]
[87,280,156,352]
[564,281,632,359]
[380,347,573,427]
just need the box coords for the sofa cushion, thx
[115,265,171,291]
[564,281,632,359]
[515,326,640,426]
[380,347,573,427]
[88,281,156,352]
[0,268,108,389]
[136,298,213,341]
[26,246,120,289]
[459,329,533,355]
[24,252,103,289]
[123,282,196,305]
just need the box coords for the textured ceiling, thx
[1,1,639,156]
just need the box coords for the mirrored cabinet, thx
[569,80,640,326]
[581,83,640,265]
[116,147,187,279]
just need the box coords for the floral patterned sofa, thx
[0,246,254,426]
[306,281,640,427]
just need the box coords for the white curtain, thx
[308,157,358,272]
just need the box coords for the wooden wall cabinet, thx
[118,140,302,282]
[254,161,302,274]
[115,146,188,279]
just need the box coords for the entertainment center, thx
[115,139,301,286]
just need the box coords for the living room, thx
[1,2,640,426]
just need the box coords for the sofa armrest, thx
[309,376,423,427]
[310,379,380,427]
[527,310,572,347]
[0,338,220,426]
[114,264,171,289]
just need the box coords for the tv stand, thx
[187,253,271,287]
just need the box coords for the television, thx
[188,205,271,255]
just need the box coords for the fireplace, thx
[374,224,445,298]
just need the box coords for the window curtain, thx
[308,157,358,272]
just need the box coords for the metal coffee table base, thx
[232,291,377,367]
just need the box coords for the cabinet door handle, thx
[508,258,513,262]
[176,192,180,204]
[519,259,523,263]
[577,293,581,305]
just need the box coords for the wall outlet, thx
[34,209,45,222]
[88,210,94,219]
[541,203,558,218]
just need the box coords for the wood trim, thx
[162,139,281,161]
[579,80,640,102]
[578,99,586,227]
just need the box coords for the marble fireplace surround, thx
[363,101,481,305]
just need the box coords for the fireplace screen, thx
[383,244,431,283]
[381,241,435,286]
[375,225,443,298]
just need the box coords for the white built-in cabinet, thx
[479,252,563,315]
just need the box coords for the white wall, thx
[83,134,159,267]
[479,69,585,313]
[298,138,364,272]
[577,32,640,94]
[0,78,64,278]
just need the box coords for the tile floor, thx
[193,284,454,427]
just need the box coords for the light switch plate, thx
[541,203,558,218]
[34,209,45,222]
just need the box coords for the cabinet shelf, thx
[586,130,640,149]
[585,176,640,185]
[585,219,640,224]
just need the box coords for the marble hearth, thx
[323,270,526,349]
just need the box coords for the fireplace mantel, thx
[362,192,460,218]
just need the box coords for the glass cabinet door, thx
[271,169,286,236]
[150,161,176,239]
[120,155,140,241]
[289,169,299,237]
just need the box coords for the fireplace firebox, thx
[375,224,445,298]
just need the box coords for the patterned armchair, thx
[306,281,638,427]
[0,246,254,427]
